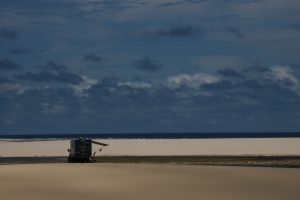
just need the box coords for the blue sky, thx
[1,0,300,134]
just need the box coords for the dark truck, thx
[68,137,108,163]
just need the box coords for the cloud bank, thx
[1,60,300,133]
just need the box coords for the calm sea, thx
[0,132,300,139]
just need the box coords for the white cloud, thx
[0,83,29,94]
[117,81,152,89]
[269,65,299,85]
[166,73,220,89]
[71,76,98,96]
[268,65,300,95]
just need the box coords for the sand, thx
[0,163,299,200]
[1,138,300,157]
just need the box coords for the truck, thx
[68,137,108,163]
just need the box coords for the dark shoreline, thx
[1,155,300,168]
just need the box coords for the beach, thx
[1,138,300,199]
[1,138,300,157]
[0,163,300,200]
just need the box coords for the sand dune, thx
[0,164,300,200]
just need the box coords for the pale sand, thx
[1,138,300,157]
[0,164,300,200]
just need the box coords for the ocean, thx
[1,132,300,139]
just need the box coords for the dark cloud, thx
[107,0,142,11]
[218,68,244,78]
[14,70,83,84]
[0,59,20,71]
[201,80,234,91]
[0,29,18,40]
[86,67,300,122]
[84,54,103,63]
[17,87,81,114]
[2,63,300,133]
[45,60,68,71]
[86,77,153,117]
[157,0,209,7]
[51,71,83,84]
[225,27,246,39]
[77,0,145,15]
[149,25,201,37]
[0,0,144,21]
[10,48,31,55]
[243,65,269,73]
[237,79,262,90]
[14,60,80,84]
[0,76,13,84]
[100,76,120,87]
[157,1,183,7]
[1,0,300,133]
[134,57,162,71]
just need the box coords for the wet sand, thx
[0,163,299,200]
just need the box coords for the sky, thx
[0,0,300,134]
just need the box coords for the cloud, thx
[10,48,31,55]
[243,65,269,73]
[0,76,13,84]
[201,80,233,91]
[157,0,209,7]
[15,70,83,84]
[100,76,120,87]
[211,65,300,99]
[117,81,152,89]
[266,65,300,95]
[268,65,299,85]
[1,0,300,133]
[0,59,20,71]
[157,1,184,7]
[83,64,300,131]
[0,83,29,95]
[218,68,244,78]
[86,76,153,113]
[134,57,162,71]
[194,55,255,72]
[76,0,144,15]
[225,27,246,39]
[71,76,98,96]
[45,60,68,72]
[147,25,201,37]
[2,59,300,132]
[13,87,82,118]
[0,29,18,40]
[84,54,103,63]
[166,73,220,89]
